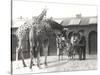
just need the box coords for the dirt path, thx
[12,55,97,75]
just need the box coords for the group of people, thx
[56,30,86,60]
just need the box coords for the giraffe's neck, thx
[36,9,47,23]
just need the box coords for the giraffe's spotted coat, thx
[16,8,47,40]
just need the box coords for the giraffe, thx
[29,19,63,69]
[15,8,47,68]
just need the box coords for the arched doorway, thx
[88,31,97,54]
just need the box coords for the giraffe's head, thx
[41,8,48,16]
[36,8,48,22]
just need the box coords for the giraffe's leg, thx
[16,40,27,68]
[16,44,21,68]
[16,46,20,62]
[20,48,27,67]
[44,46,48,67]
[29,28,36,69]
[36,42,42,69]
[43,40,49,67]
[37,50,41,69]
[20,41,27,67]
[29,42,34,69]
[16,40,21,61]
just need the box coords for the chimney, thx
[76,14,82,18]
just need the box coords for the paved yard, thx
[12,55,97,75]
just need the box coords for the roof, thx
[61,16,97,26]
[68,18,81,25]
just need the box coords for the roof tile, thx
[61,16,97,26]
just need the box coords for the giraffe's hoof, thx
[30,64,33,69]
[45,63,48,66]
[37,65,42,69]
[29,67,33,71]
[45,65,48,68]
[24,65,27,67]
[30,66,32,69]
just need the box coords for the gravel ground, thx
[12,55,97,75]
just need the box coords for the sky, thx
[13,0,97,20]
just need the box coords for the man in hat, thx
[78,30,86,60]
